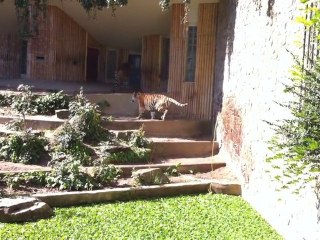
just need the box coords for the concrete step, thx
[0,116,213,139]
[113,157,225,177]
[102,117,213,138]
[0,115,64,130]
[1,157,224,178]
[150,137,217,158]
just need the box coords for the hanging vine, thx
[160,0,191,24]
[0,0,191,38]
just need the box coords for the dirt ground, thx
[0,161,238,197]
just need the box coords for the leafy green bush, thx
[36,91,69,115]
[1,161,121,191]
[96,128,152,164]
[11,84,37,118]
[2,171,47,189]
[52,123,94,166]
[69,88,109,142]
[47,157,94,191]
[92,163,121,187]
[128,127,151,148]
[2,85,69,116]
[0,131,48,164]
[47,156,121,191]
[165,163,181,176]
[106,147,151,164]
[4,119,24,131]
[0,92,13,107]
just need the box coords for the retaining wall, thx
[214,1,320,239]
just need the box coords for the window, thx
[185,26,197,82]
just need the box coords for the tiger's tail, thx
[168,97,188,107]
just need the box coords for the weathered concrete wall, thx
[214,0,320,239]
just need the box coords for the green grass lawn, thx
[0,194,283,240]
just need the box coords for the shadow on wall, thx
[213,0,238,125]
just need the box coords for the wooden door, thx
[86,48,99,82]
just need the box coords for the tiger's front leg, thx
[137,107,145,119]
[150,111,156,119]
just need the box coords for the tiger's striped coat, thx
[131,92,188,120]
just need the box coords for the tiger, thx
[131,92,188,120]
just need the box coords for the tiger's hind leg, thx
[150,111,156,120]
[160,109,168,120]
[157,105,168,120]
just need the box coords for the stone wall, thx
[214,0,320,239]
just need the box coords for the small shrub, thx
[4,119,24,131]
[128,127,151,148]
[92,163,121,187]
[11,84,37,117]
[69,88,109,142]
[0,131,48,164]
[2,171,47,189]
[54,123,85,149]
[36,91,69,115]
[106,147,151,164]
[0,93,14,107]
[165,163,181,176]
[52,123,93,166]
[97,128,152,164]
[47,157,94,191]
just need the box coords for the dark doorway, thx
[128,54,141,91]
[20,40,28,77]
[86,48,99,82]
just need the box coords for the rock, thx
[115,130,137,142]
[132,168,170,185]
[0,197,54,223]
[209,182,242,196]
[55,109,70,119]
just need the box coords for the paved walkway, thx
[0,78,117,94]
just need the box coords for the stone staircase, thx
[103,117,223,174]
[0,115,224,176]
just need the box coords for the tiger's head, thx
[131,92,141,102]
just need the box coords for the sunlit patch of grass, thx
[0,194,283,240]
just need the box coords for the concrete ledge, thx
[86,161,226,178]
[0,116,213,139]
[0,116,64,130]
[151,141,217,158]
[32,181,241,207]
[0,161,225,178]
[103,119,213,138]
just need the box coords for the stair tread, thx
[152,156,223,165]
[149,137,213,142]
[104,117,210,122]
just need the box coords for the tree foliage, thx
[267,0,320,193]
[0,0,191,38]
